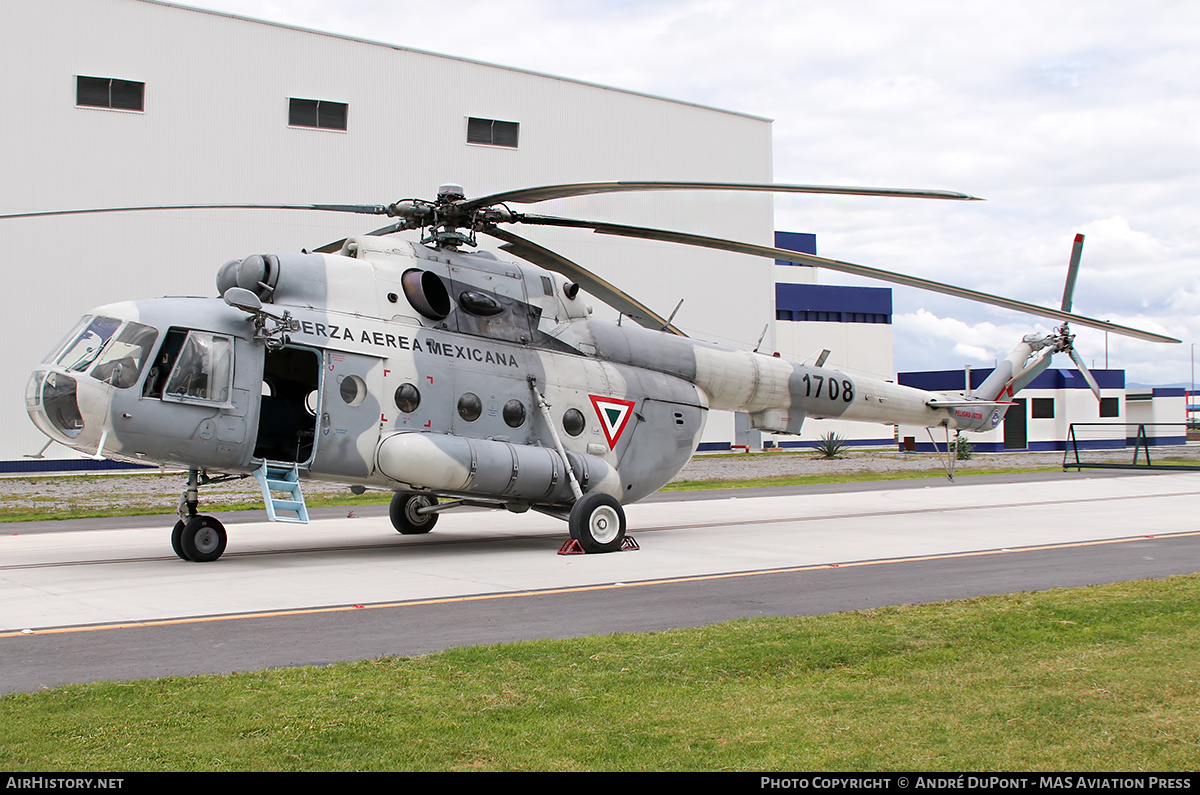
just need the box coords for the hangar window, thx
[289,98,348,131]
[467,117,519,148]
[1100,397,1120,418]
[76,76,144,111]
[1031,398,1055,419]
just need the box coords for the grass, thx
[0,472,394,523]
[0,492,391,524]
[661,466,1052,492]
[2,576,1198,770]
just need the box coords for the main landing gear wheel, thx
[568,492,626,554]
[177,515,228,562]
[171,520,189,561]
[390,493,439,535]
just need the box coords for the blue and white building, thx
[895,369,1185,452]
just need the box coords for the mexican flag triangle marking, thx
[589,394,637,449]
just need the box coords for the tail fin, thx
[976,234,1104,403]
[974,336,1057,401]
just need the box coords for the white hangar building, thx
[3,0,904,473]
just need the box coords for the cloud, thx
[894,309,1035,372]
[180,0,1200,382]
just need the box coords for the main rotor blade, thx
[481,227,686,336]
[461,181,981,211]
[514,214,1180,345]
[1068,347,1103,402]
[1061,233,1085,313]
[313,238,348,255]
[0,204,395,221]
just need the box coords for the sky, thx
[180,0,1200,384]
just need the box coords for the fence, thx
[1063,422,1200,471]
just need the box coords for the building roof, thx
[899,368,1127,391]
[147,0,774,123]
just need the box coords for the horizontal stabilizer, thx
[926,399,1016,408]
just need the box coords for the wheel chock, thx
[557,538,586,555]
[557,535,639,555]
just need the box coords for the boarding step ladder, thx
[252,461,310,524]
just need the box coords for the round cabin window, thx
[503,399,526,428]
[458,392,482,422]
[395,383,421,413]
[339,375,367,407]
[563,408,586,436]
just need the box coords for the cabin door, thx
[309,350,386,480]
[254,346,321,466]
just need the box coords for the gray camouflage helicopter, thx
[12,182,1178,561]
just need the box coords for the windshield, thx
[55,316,122,372]
[89,322,158,388]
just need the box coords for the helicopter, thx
[12,181,1179,561]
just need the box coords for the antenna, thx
[752,324,769,353]
[663,299,684,331]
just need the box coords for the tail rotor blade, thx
[1061,234,1085,313]
[1068,347,1103,402]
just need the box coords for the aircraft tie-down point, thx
[8,184,1178,560]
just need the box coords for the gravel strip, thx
[3,446,1197,516]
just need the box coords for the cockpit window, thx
[89,322,158,389]
[41,316,90,365]
[56,316,121,372]
[163,331,234,404]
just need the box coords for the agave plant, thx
[813,432,847,459]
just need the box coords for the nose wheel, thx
[172,515,228,562]
[171,469,228,562]
[171,513,226,564]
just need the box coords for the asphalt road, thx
[2,469,1198,694]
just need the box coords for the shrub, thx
[813,432,847,459]
[952,433,973,460]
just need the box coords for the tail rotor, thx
[1053,234,1102,402]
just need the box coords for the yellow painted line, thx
[4,529,1198,640]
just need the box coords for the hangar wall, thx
[2,0,778,468]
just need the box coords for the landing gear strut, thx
[172,469,228,562]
